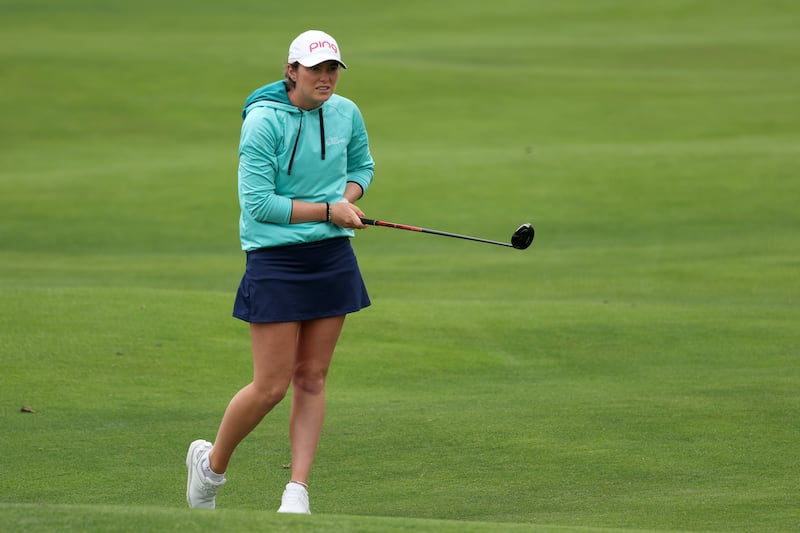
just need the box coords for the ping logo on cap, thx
[309,40,338,54]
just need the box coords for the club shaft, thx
[360,218,513,247]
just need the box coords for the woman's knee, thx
[251,383,290,409]
[292,365,327,395]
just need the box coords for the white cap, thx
[288,30,347,69]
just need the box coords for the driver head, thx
[511,223,534,250]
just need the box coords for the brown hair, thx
[284,62,299,90]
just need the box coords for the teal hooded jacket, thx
[237,80,375,251]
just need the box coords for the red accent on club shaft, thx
[374,221,422,232]
[360,218,513,247]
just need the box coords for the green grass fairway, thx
[2,1,799,531]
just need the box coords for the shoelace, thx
[284,487,307,504]
[193,459,222,497]
[196,478,221,499]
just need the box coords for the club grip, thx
[360,218,377,225]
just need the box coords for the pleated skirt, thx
[233,237,370,323]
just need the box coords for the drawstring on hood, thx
[318,108,326,161]
[288,108,325,175]
[288,114,302,176]
[242,81,327,176]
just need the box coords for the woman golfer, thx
[186,30,374,514]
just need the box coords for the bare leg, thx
[288,315,345,484]
[208,321,300,474]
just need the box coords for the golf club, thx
[360,218,535,250]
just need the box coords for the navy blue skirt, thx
[233,237,370,323]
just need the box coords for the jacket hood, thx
[242,80,328,175]
[242,81,292,119]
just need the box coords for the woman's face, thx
[289,61,341,110]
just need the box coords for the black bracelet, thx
[326,202,331,223]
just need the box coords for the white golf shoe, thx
[185,439,225,509]
[277,482,311,514]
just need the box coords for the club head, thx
[511,223,534,250]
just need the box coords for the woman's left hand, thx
[331,200,367,229]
